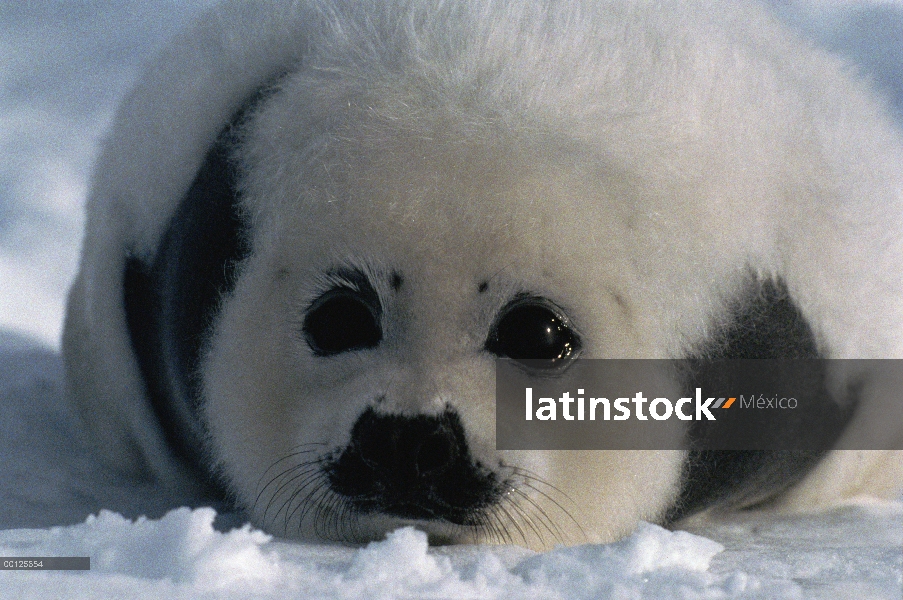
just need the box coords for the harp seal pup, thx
[63,0,903,549]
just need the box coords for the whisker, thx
[252,443,328,502]
[471,511,499,545]
[250,445,591,548]
[510,465,581,511]
[315,487,344,540]
[260,463,322,526]
[484,504,516,545]
[509,467,584,537]
[504,490,548,546]
[279,469,327,535]
[494,501,529,546]
[286,471,331,534]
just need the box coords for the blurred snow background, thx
[1,1,902,598]
[0,0,217,348]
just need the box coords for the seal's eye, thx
[485,297,580,366]
[303,288,382,356]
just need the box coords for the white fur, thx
[65,0,903,549]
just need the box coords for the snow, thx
[0,0,217,348]
[1,1,902,598]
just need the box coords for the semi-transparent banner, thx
[495,359,903,450]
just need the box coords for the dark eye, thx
[303,288,382,356]
[485,297,580,366]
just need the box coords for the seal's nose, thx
[354,408,459,486]
[325,406,501,524]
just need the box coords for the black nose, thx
[355,409,457,483]
[325,407,502,524]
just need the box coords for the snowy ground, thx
[2,1,903,598]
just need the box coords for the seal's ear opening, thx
[123,94,267,496]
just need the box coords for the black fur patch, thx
[666,279,856,523]
[325,406,504,524]
[123,100,261,495]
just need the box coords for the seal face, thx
[63,0,903,550]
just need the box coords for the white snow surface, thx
[2,1,903,598]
